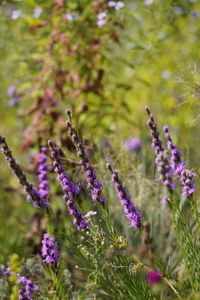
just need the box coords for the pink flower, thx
[147,270,163,285]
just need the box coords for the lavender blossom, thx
[0,136,48,208]
[48,140,90,231]
[66,110,105,204]
[125,137,141,152]
[161,196,170,204]
[163,125,196,197]
[1,265,11,277]
[106,163,142,228]
[163,125,185,175]
[145,106,164,155]
[37,147,50,207]
[18,275,39,300]
[180,169,196,198]
[41,233,60,264]
[7,85,21,106]
[155,150,175,191]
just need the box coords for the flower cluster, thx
[66,110,105,204]
[106,163,142,228]
[48,140,90,231]
[96,11,107,27]
[145,106,164,155]
[145,107,196,199]
[41,233,60,264]
[163,125,185,175]
[155,150,175,191]
[96,1,124,27]
[0,136,47,208]
[108,1,124,10]
[1,265,10,278]
[37,146,50,207]
[163,125,196,197]
[180,169,196,198]
[18,275,39,300]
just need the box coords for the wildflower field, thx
[0,1,200,299]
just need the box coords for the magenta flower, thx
[147,270,162,286]
[125,137,141,152]
[41,233,60,264]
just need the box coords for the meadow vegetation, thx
[0,1,200,299]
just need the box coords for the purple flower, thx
[41,233,60,264]
[8,85,16,96]
[66,110,105,204]
[145,106,164,155]
[163,125,196,197]
[48,140,90,231]
[163,125,185,175]
[0,136,48,208]
[106,163,142,228]
[161,196,170,204]
[18,275,39,300]
[7,85,21,106]
[1,265,10,277]
[37,147,50,208]
[155,150,175,191]
[147,270,162,285]
[125,137,141,152]
[180,169,196,198]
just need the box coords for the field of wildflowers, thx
[0,1,200,299]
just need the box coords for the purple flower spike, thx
[41,233,60,264]
[163,125,185,175]
[163,125,196,197]
[18,275,39,300]
[155,150,175,192]
[66,110,105,204]
[37,147,50,208]
[48,140,90,231]
[0,136,48,208]
[145,106,164,155]
[180,169,196,198]
[1,265,11,277]
[147,270,162,286]
[125,137,141,152]
[106,163,142,228]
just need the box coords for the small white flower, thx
[115,1,124,11]
[97,11,107,20]
[162,70,171,80]
[10,10,21,20]
[144,0,154,5]
[33,7,43,19]
[65,13,78,21]
[97,19,107,27]
[172,6,183,15]
[108,1,117,7]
